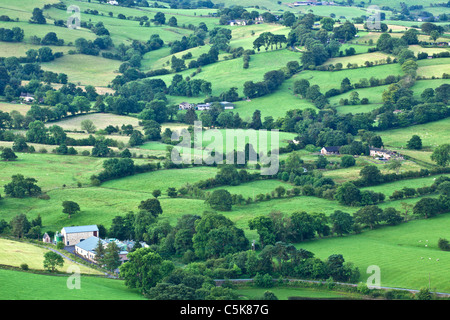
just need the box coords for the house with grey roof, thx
[75,236,106,262]
[61,225,99,246]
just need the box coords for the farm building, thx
[196,103,211,110]
[220,101,235,109]
[60,225,99,246]
[42,233,52,244]
[369,147,403,160]
[75,236,106,262]
[321,146,340,155]
[20,93,35,103]
[179,102,194,110]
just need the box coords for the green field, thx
[40,54,122,87]
[45,113,140,131]
[0,268,145,300]
[299,213,450,292]
[379,117,450,150]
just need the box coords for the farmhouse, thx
[75,236,149,264]
[179,102,194,110]
[321,146,340,155]
[75,236,106,262]
[369,147,403,160]
[20,93,35,103]
[60,225,99,246]
[42,233,52,244]
[196,103,211,110]
[228,20,247,26]
[220,101,235,109]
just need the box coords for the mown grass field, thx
[0,268,145,300]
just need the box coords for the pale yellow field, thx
[0,102,31,115]
[0,238,103,275]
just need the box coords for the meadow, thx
[44,113,140,131]
[40,54,123,87]
[0,268,145,300]
[298,212,450,293]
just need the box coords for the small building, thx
[75,236,106,263]
[42,233,52,244]
[321,146,340,155]
[61,225,99,246]
[179,102,193,110]
[20,93,35,103]
[108,0,118,5]
[196,103,211,111]
[369,147,403,160]
[229,20,247,26]
[220,101,235,110]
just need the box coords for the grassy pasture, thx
[329,85,388,106]
[148,48,302,96]
[0,101,31,115]
[416,58,450,78]
[0,268,145,300]
[298,212,450,292]
[101,166,219,195]
[0,20,97,44]
[0,152,105,191]
[208,179,293,199]
[294,63,403,93]
[0,41,72,58]
[378,117,450,150]
[235,286,356,300]
[361,174,450,197]
[336,103,381,114]
[40,54,122,87]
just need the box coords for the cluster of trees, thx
[91,157,160,183]
[0,27,24,42]
[167,74,212,97]
[243,69,286,99]
[217,6,263,25]
[252,32,287,52]
[0,213,43,240]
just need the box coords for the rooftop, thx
[62,225,98,234]
[75,236,106,253]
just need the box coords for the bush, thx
[20,263,29,271]
[254,273,273,288]
[438,238,450,251]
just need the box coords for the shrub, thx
[20,263,29,271]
